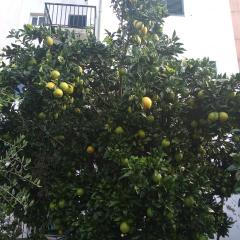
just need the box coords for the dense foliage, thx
[0,136,39,239]
[0,0,240,239]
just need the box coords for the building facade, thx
[0,0,101,48]
[229,0,240,70]
[164,0,239,74]
[0,0,239,74]
[100,0,240,75]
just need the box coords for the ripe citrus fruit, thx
[46,36,54,46]
[127,106,132,113]
[74,108,81,114]
[208,112,219,123]
[46,82,55,90]
[137,130,146,138]
[133,20,138,27]
[119,68,127,76]
[175,152,183,161]
[59,82,69,92]
[76,188,85,197]
[142,26,148,35]
[53,88,63,98]
[86,145,95,154]
[135,35,142,45]
[51,70,60,80]
[135,21,143,30]
[142,97,152,110]
[161,139,170,148]
[38,112,46,120]
[219,112,229,122]
[65,84,74,94]
[184,196,195,207]
[78,66,83,75]
[115,126,124,134]
[120,222,130,234]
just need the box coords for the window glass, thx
[68,15,87,28]
[167,0,184,15]
[31,17,38,25]
[38,17,45,26]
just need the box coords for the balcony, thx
[44,2,97,38]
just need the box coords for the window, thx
[30,14,45,26]
[166,0,184,16]
[38,17,45,26]
[68,15,87,28]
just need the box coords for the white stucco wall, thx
[98,0,239,75]
[164,0,239,74]
[0,0,97,50]
[0,0,238,74]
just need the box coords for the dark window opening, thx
[166,0,184,15]
[31,17,38,25]
[38,17,45,26]
[68,15,87,28]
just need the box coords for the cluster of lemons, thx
[44,37,75,98]
[46,70,74,98]
[132,19,160,45]
[207,111,229,123]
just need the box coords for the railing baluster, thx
[82,5,84,28]
[73,5,76,27]
[94,6,96,36]
[91,7,93,29]
[43,3,96,35]
[56,4,58,27]
[78,6,80,28]
[69,5,71,27]
[63,5,66,27]
[60,4,63,27]
[51,4,54,25]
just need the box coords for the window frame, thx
[30,13,45,26]
[165,0,185,16]
[68,14,87,29]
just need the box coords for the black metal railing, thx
[44,2,96,35]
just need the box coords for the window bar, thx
[89,7,92,29]
[44,5,47,25]
[44,3,52,26]
[51,4,54,26]
[94,7,97,35]
[64,5,67,27]
[56,4,58,26]
[69,5,72,27]
[81,5,84,28]
[60,4,63,27]
[78,6,80,29]
[74,5,76,27]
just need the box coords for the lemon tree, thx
[0,0,240,239]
